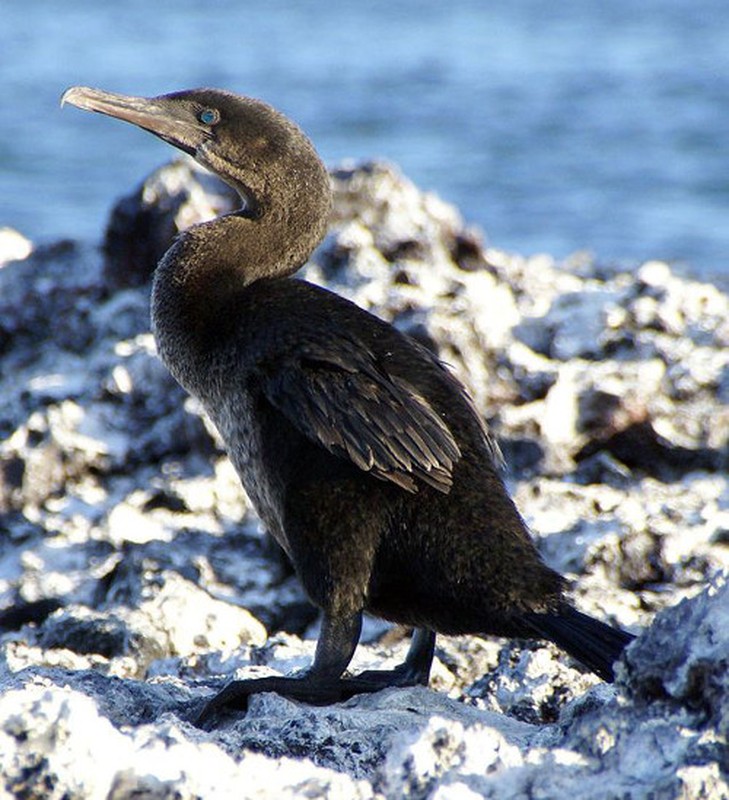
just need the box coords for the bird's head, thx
[61,86,331,225]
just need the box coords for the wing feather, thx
[258,336,461,493]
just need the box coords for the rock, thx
[623,577,729,734]
[38,606,131,658]
[0,683,373,799]
[0,241,104,405]
[103,158,238,288]
[380,582,728,800]
[0,159,727,797]
[0,227,32,266]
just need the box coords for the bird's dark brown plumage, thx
[62,85,635,725]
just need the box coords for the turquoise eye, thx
[198,109,218,125]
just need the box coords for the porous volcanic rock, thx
[0,160,726,799]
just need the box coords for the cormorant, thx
[61,86,635,724]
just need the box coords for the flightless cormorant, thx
[62,86,634,725]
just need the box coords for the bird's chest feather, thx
[206,390,291,555]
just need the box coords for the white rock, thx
[0,227,32,266]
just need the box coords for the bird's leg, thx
[348,627,436,689]
[194,621,436,727]
[194,610,363,726]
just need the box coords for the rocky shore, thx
[0,160,727,798]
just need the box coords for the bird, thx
[61,86,635,725]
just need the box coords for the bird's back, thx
[193,277,565,633]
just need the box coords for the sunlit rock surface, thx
[0,161,726,798]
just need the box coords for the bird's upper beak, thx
[61,86,209,157]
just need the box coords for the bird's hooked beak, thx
[61,86,210,157]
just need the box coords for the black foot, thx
[353,628,436,689]
[194,668,429,728]
[193,627,437,728]
[194,674,361,727]
[352,662,430,689]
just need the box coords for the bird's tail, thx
[521,606,635,682]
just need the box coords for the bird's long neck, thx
[151,188,329,394]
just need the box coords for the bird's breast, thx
[206,390,291,556]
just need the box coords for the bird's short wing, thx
[258,337,461,493]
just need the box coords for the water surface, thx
[2,1,728,280]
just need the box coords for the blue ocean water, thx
[1,1,728,281]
